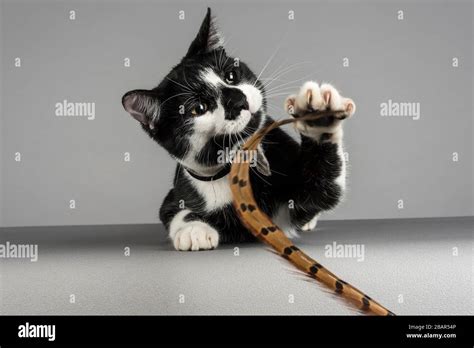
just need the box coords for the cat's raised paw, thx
[172,222,219,251]
[284,82,355,142]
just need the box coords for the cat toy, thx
[229,110,395,316]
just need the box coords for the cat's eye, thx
[191,102,208,116]
[225,70,238,84]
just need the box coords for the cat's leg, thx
[284,81,355,229]
[159,189,219,251]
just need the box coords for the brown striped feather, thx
[229,110,395,316]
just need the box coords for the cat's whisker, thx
[253,32,290,87]
[264,102,282,111]
[267,60,337,92]
[261,68,303,90]
[166,76,193,92]
[233,132,271,185]
[261,71,307,93]
[260,61,313,89]
[248,160,272,186]
[160,92,193,107]
[265,74,318,94]
[259,60,335,99]
[256,59,288,88]
[182,69,194,91]
[262,69,326,98]
[264,85,305,96]
[266,92,304,98]
[255,60,288,90]
[259,77,300,82]
[263,58,289,82]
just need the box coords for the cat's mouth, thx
[220,109,252,134]
[217,84,263,135]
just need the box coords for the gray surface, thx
[1,0,473,227]
[0,217,472,315]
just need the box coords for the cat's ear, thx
[185,8,224,58]
[122,89,160,129]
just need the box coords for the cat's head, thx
[122,8,266,170]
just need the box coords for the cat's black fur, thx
[122,9,344,245]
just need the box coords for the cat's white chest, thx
[186,172,233,211]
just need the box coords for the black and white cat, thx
[122,8,355,251]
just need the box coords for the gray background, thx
[1,0,473,227]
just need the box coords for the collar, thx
[184,163,232,182]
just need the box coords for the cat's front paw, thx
[172,221,219,251]
[300,214,319,231]
[284,81,355,143]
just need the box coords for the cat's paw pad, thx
[285,81,355,119]
[172,222,219,251]
[284,82,355,142]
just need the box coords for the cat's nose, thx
[221,87,249,120]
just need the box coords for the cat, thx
[122,8,355,251]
